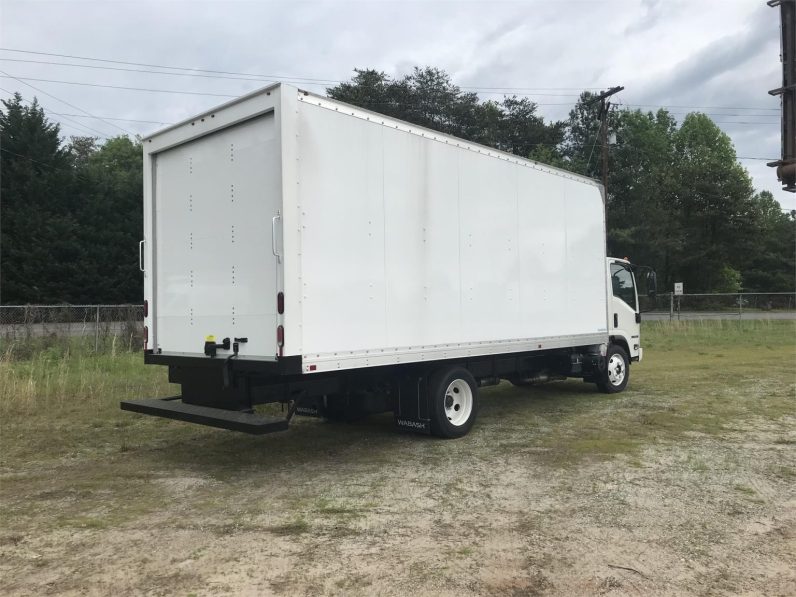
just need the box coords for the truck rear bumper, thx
[120,397,290,434]
[144,351,302,375]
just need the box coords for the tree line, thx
[1,68,794,304]
[329,68,795,295]
[1,94,142,304]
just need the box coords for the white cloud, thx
[0,0,792,209]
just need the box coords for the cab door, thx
[609,261,641,360]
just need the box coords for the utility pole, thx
[588,86,624,197]
[767,0,795,192]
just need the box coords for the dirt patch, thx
[3,420,794,596]
[2,323,795,595]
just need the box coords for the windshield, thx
[610,263,637,310]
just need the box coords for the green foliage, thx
[74,136,143,303]
[327,67,564,156]
[2,68,794,303]
[1,94,143,304]
[1,94,82,303]
[714,266,743,293]
[330,71,794,292]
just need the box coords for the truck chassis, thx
[121,342,618,438]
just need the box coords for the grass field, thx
[1,320,794,596]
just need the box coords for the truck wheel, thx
[429,366,478,438]
[597,345,629,394]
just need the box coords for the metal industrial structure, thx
[768,0,796,192]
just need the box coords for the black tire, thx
[596,344,630,394]
[428,366,479,438]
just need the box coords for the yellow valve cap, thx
[205,335,216,342]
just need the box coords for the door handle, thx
[613,313,618,328]
[139,240,145,272]
[271,213,282,263]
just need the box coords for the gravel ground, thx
[1,322,794,596]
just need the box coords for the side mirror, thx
[647,271,657,299]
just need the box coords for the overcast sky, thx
[1,0,792,210]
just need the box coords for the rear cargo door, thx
[153,114,280,358]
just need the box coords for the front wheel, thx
[428,366,479,438]
[597,345,630,394]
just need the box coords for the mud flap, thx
[293,398,323,418]
[394,375,431,434]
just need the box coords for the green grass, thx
[474,319,796,465]
[0,341,177,466]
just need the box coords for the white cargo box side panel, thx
[561,180,609,333]
[457,149,521,341]
[295,94,607,372]
[151,113,281,357]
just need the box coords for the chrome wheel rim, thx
[607,354,626,386]
[444,379,473,426]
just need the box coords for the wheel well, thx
[609,336,630,356]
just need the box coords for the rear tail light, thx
[277,292,284,314]
[276,325,284,357]
[143,299,148,318]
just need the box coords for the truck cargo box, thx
[142,83,608,375]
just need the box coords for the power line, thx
[0,75,780,141]
[0,48,614,92]
[623,103,778,112]
[0,55,780,113]
[0,71,134,135]
[50,112,173,125]
[0,48,782,111]
[0,74,238,98]
[0,75,595,99]
[0,48,340,85]
[1,89,173,126]
[0,57,325,87]
[710,121,779,125]
[0,146,67,169]
[0,62,596,97]
[0,86,114,138]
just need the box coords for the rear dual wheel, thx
[429,366,479,438]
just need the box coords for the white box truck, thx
[122,83,656,438]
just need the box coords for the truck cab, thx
[608,257,642,363]
[593,257,655,394]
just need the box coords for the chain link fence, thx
[0,295,793,354]
[0,304,144,352]
[642,293,796,320]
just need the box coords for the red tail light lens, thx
[143,299,148,318]
[276,325,284,346]
[277,292,284,314]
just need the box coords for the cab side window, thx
[611,263,636,310]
